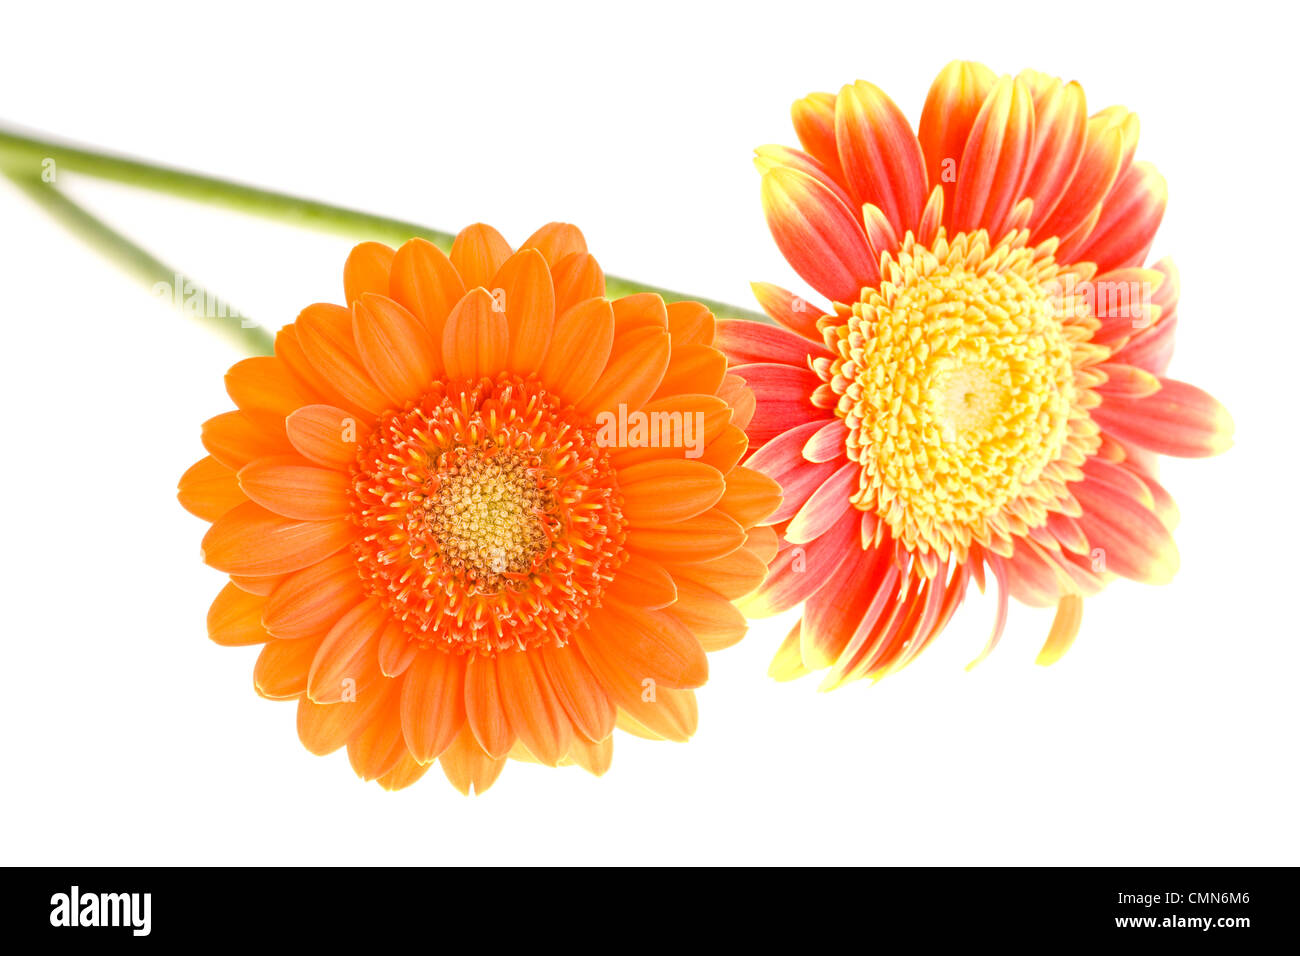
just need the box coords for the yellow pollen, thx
[823,229,1107,564]
[422,451,555,591]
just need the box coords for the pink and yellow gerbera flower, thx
[720,61,1232,687]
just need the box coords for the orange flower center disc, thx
[348,374,627,655]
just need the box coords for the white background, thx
[0,0,1294,866]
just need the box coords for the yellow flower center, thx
[349,375,627,655]
[421,450,556,593]
[823,230,1106,565]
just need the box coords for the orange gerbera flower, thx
[180,222,779,792]
[721,62,1232,687]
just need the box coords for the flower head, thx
[725,62,1232,687]
[181,223,779,792]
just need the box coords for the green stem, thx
[1,169,274,355]
[0,125,769,324]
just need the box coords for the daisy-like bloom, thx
[179,222,779,792]
[722,62,1233,688]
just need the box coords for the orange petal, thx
[750,281,823,340]
[376,751,433,791]
[791,90,845,183]
[1020,77,1088,231]
[1038,110,1129,243]
[254,633,325,699]
[665,300,715,347]
[237,454,350,520]
[438,724,506,795]
[297,677,395,756]
[951,74,1034,236]
[1036,594,1084,666]
[667,542,769,600]
[719,373,756,430]
[377,620,418,678]
[490,248,555,375]
[1072,479,1178,584]
[201,501,351,576]
[576,326,670,415]
[625,508,744,564]
[743,525,780,564]
[352,293,438,405]
[755,143,858,213]
[618,459,726,524]
[605,552,678,609]
[464,654,515,758]
[917,60,998,218]
[343,241,395,305]
[207,581,270,646]
[567,735,613,776]
[441,287,509,380]
[538,297,615,404]
[583,638,699,738]
[400,648,466,763]
[201,410,293,471]
[285,403,369,468]
[494,649,572,766]
[224,355,312,433]
[576,599,708,690]
[520,222,587,267]
[178,455,246,521]
[667,577,749,652]
[715,466,782,527]
[346,691,407,781]
[715,318,827,367]
[307,598,386,703]
[229,573,285,596]
[551,252,606,314]
[389,238,465,357]
[450,223,513,289]
[611,292,668,335]
[275,324,360,414]
[650,343,726,403]
[611,686,699,742]
[1092,378,1233,458]
[1065,161,1167,273]
[539,644,616,742]
[761,166,876,305]
[263,552,364,640]
[834,80,928,234]
[295,303,389,416]
[697,425,749,473]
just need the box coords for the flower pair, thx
[180,62,1231,793]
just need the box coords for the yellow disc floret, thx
[822,229,1109,566]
